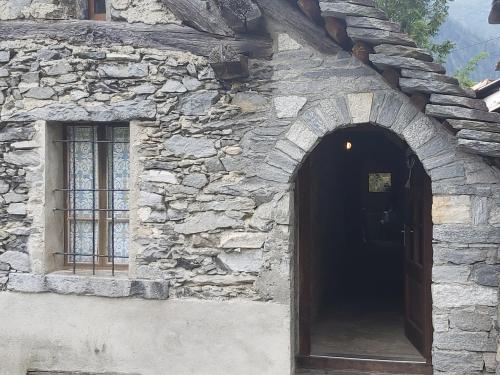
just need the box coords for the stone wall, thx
[0,0,179,23]
[110,0,179,24]
[0,35,291,301]
[0,0,87,20]
[0,121,34,290]
[0,10,498,375]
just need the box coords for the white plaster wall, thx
[0,293,291,375]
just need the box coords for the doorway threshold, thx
[296,370,408,375]
[311,304,426,363]
[296,370,409,375]
[296,355,432,375]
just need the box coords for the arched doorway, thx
[295,125,433,374]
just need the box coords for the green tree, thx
[374,0,455,63]
[454,52,489,87]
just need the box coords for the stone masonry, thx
[0,0,499,374]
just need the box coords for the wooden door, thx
[404,159,433,362]
[297,159,312,356]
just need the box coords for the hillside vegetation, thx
[436,0,500,81]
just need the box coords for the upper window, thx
[88,0,107,20]
[58,124,130,275]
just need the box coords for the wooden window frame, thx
[62,124,129,273]
[88,0,107,21]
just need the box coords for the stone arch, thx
[280,89,440,370]
[262,88,499,374]
[262,90,459,185]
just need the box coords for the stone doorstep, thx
[295,370,406,375]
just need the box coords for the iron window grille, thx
[54,124,130,275]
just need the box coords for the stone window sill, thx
[7,271,169,300]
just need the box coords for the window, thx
[88,0,106,20]
[368,172,392,193]
[57,124,129,275]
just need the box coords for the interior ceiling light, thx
[345,141,353,150]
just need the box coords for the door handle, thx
[401,228,414,246]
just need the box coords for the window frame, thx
[88,0,107,21]
[368,172,393,193]
[62,123,129,274]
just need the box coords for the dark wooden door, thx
[404,159,433,362]
[297,159,312,356]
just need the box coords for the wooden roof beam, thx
[0,20,272,59]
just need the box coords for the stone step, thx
[296,370,406,375]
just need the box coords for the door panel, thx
[298,159,312,356]
[404,159,433,362]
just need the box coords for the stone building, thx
[0,0,499,374]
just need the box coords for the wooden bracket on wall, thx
[209,44,249,80]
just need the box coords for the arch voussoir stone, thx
[346,92,373,124]
[301,106,334,136]
[417,131,457,171]
[285,118,320,153]
[402,114,437,151]
[318,96,351,129]
[376,91,404,128]
[391,98,420,134]
[369,91,386,124]
[267,148,300,175]
[275,139,307,163]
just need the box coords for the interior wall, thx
[308,136,344,321]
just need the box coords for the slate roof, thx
[291,0,500,159]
